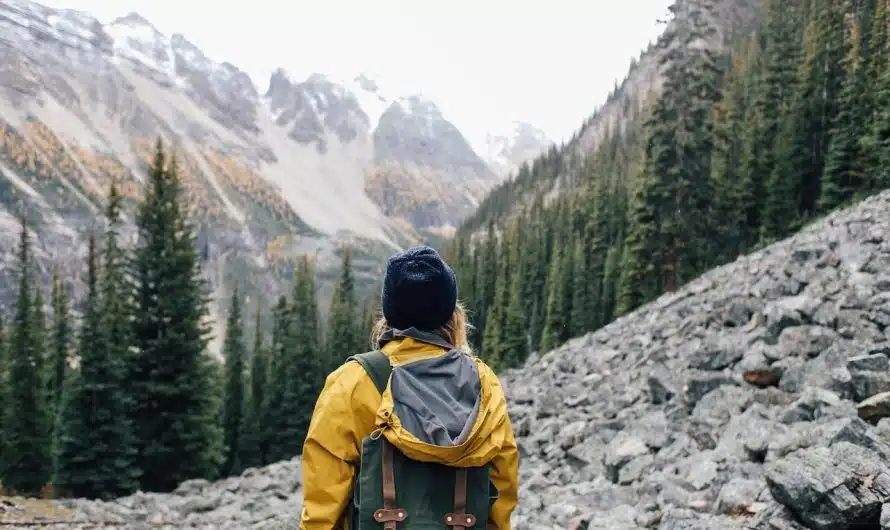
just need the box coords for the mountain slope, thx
[16,173,890,530]
[458,0,760,235]
[0,0,532,335]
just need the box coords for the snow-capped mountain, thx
[0,0,543,351]
[482,121,552,178]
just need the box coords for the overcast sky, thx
[43,0,672,145]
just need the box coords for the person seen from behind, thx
[299,245,519,529]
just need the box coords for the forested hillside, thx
[445,0,890,371]
[0,140,375,500]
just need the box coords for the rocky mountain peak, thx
[354,73,379,93]
[265,67,294,100]
[0,0,544,337]
[109,12,156,31]
[483,121,551,178]
[105,12,169,72]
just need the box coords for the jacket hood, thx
[374,330,512,468]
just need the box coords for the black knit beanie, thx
[381,245,458,332]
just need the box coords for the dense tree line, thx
[0,139,374,500]
[447,0,890,370]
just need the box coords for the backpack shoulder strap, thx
[348,350,393,395]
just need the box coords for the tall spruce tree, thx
[47,268,71,434]
[820,14,869,211]
[585,176,611,329]
[570,238,592,336]
[264,257,324,462]
[0,314,7,477]
[291,256,324,447]
[221,285,247,477]
[55,233,140,499]
[861,0,890,190]
[2,215,51,496]
[326,247,361,369]
[244,309,268,467]
[862,1,890,191]
[260,295,289,461]
[33,283,48,429]
[129,139,222,491]
[539,245,566,353]
[498,222,525,368]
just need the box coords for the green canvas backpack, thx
[346,350,499,529]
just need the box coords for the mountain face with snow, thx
[0,0,539,346]
[482,121,552,178]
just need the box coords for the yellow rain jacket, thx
[299,334,519,529]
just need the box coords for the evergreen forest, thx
[444,0,890,372]
[0,140,375,499]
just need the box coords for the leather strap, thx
[373,439,407,529]
[444,468,476,529]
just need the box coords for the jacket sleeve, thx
[299,364,371,530]
[487,385,520,529]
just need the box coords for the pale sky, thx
[43,0,672,146]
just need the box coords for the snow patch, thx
[255,105,393,244]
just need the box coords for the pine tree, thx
[601,243,623,323]
[0,314,7,477]
[359,295,377,350]
[475,221,498,353]
[292,256,324,444]
[585,178,611,329]
[861,0,890,190]
[129,139,222,491]
[2,215,51,496]
[539,246,566,353]
[264,257,324,462]
[260,295,289,462]
[712,40,755,256]
[55,234,140,499]
[33,283,48,424]
[481,233,508,366]
[326,247,361,370]
[820,14,869,211]
[740,0,804,241]
[244,309,268,467]
[617,157,661,316]
[498,222,525,368]
[221,285,247,477]
[47,268,71,434]
[570,238,592,336]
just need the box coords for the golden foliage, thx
[204,149,305,230]
[130,137,224,219]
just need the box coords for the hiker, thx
[299,245,519,529]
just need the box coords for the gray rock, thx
[766,441,890,529]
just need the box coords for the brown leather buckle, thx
[444,512,477,528]
[374,508,408,523]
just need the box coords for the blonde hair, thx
[370,301,473,355]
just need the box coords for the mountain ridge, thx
[0,0,550,344]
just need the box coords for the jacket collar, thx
[378,327,454,350]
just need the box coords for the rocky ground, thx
[505,189,890,529]
[0,459,303,528]
[5,190,890,529]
